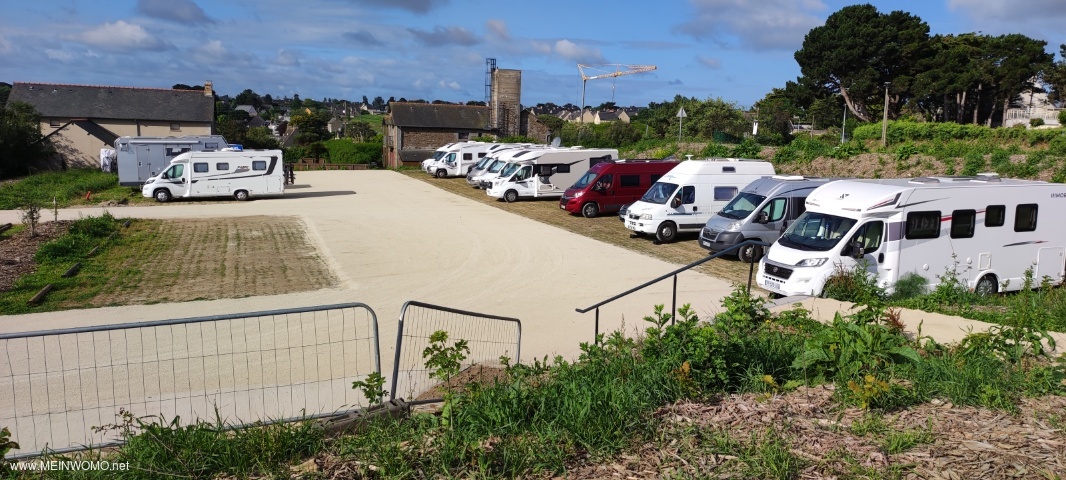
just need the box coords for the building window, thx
[193,162,209,173]
[905,211,941,239]
[216,162,229,171]
[985,205,1005,227]
[252,160,267,171]
[49,118,62,127]
[950,209,976,239]
[1014,204,1038,232]
[170,122,181,131]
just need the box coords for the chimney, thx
[204,81,213,97]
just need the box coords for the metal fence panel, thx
[1,303,380,459]
[390,301,520,402]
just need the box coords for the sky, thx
[2,0,1066,109]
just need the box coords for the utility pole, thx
[841,104,847,145]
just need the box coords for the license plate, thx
[626,221,637,231]
[700,240,710,247]
[761,277,783,292]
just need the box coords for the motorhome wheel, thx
[504,190,518,203]
[435,169,447,178]
[655,222,677,243]
[581,202,599,218]
[234,190,250,201]
[975,274,999,296]
[154,189,171,203]
[738,244,763,264]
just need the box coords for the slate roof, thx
[7,82,215,122]
[388,102,489,130]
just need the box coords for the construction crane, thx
[578,64,657,122]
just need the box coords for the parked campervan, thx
[485,147,618,202]
[115,135,229,186]
[560,159,679,217]
[141,149,285,202]
[624,159,777,243]
[757,174,1066,297]
[700,176,842,262]
[468,146,553,188]
[421,143,457,173]
[428,142,514,178]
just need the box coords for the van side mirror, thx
[754,212,769,224]
[670,196,682,208]
[845,241,864,258]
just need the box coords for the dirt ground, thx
[1,216,336,309]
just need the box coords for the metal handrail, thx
[575,239,770,341]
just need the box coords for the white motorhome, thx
[757,174,1066,297]
[114,135,229,186]
[485,147,618,202]
[430,142,523,178]
[624,159,777,243]
[421,143,457,173]
[141,149,286,202]
[468,146,554,188]
[700,176,843,262]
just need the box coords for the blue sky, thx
[2,0,1065,109]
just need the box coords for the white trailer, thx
[485,147,618,202]
[758,174,1066,297]
[624,159,776,243]
[114,135,229,186]
[141,149,285,202]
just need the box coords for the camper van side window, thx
[650,174,663,183]
[1014,204,1038,232]
[905,211,941,239]
[463,153,473,161]
[216,163,229,171]
[985,205,1005,227]
[722,166,736,173]
[205,143,218,149]
[950,210,976,239]
[478,153,487,158]
[681,186,696,204]
[620,175,640,187]
[714,186,738,201]
[193,162,209,173]
[556,165,570,173]
[252,161,267,171]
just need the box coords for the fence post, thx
[595,307,600,344]
[747,249,756,294]
[671,274,677,325]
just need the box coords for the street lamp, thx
[881,82,891,148]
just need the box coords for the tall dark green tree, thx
[794,4,931,122]
[0,102,52,179]
[1044,44,1066,105]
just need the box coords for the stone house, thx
[382,102,491,168]
[7,81,215,170]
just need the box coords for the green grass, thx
[0,169,146,209]
[0,214,146,315]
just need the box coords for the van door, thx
[673,185,703,230]
[161,163,191,198]
[751,196,788,240]
[838,220,890,288]
[513,165,534,196]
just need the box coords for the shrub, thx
[961,152,986,175]
[730,139,762,158]
[1060,110,1066,126]
[821,264,887,305]
[1030,118,1045,127]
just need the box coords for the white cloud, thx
[0,35,10,54]
[486,19,510,41]
[675,0,825,50]
[439,80,461,90]
[189,39,257,67]
[553,39,606,63]
[530,41,552,54]
[46,49,75,61]
[948,0,1066,42]
[696,55,721,68]
[78,20,170,52]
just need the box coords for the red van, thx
[560,160,679,217]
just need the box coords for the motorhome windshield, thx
[433,150,447,160]
[572,171,598,189]
[487,160,507,173]
[500,162,522,177]
[640,182,679,205]
[777,212,857,252]
[718,192,767,220]
[474,157,493,169]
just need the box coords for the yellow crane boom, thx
[578,64,657,122]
